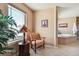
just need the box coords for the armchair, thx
[29,32,45,53]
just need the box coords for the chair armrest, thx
[41,37,46,43]
[31,39,37,44]
[31,39,36,47]
[31,39,37,41]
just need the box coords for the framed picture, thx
[41,19,48,27]
[59,23,68,28]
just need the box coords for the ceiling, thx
[26,3,79,11]
[26,3,79,18]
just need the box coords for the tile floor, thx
[30,40,79,56]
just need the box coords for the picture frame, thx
[59,23,68,28]
[41,19,48,27]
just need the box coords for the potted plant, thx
[0,9,18,54]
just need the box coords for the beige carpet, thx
[30,40,79,56]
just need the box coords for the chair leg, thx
[43,43,45,48]
[34,41,37,54]
[31,45,37,54]
[43,40,45,48]
[34,48,36,54]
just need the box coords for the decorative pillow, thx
[36,33,41,40]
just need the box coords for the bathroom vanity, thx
[58,34,77,45]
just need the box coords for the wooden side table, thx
[19,43,30,56]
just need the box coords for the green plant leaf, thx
[0,9,18,54]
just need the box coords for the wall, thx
[35,7,58,46]
[0,3,8,15]
[0,3,34,31]
[58,6,79,18]
[58,17,76,34]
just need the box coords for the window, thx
[8,5,26,42]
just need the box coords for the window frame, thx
[8,4,27,43]
[8,4,27,26]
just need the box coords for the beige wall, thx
[58,17,76,34]
[0,3,34,32]
[0,3,8,15]
[35,7,58,46]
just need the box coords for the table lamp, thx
[19,25,30,56]
[20,25,28,44]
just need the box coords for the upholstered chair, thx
[29,32,45,53]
